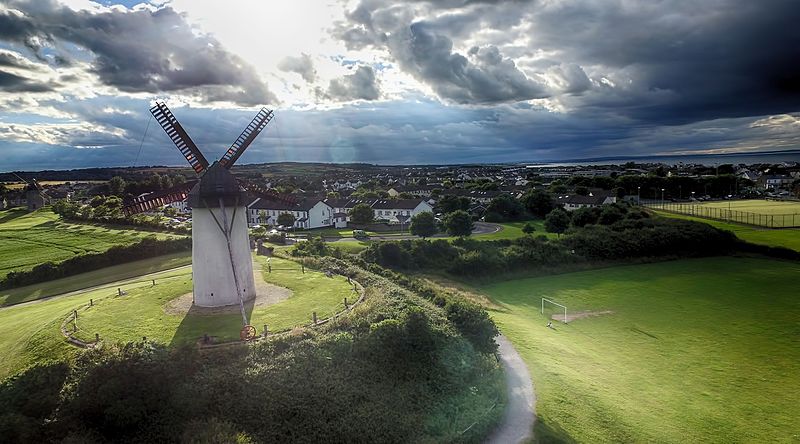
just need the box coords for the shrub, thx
[443,210,474,237]
[522,222,537,234]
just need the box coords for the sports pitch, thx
[694,199,800,214]
[480,257,800,443]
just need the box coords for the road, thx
[486,335,536,444]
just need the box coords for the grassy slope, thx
[0,252,191,306]
[0,256,352,380]
[0,208,181,279]
[0,266,191,380]
[480,257,800,443]
[656,211,800,252]
[73,256,353,345]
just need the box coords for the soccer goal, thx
[541,298,568,323]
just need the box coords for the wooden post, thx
[312,312,317,324]
[268,264,272,273]
[90,298,93,306]
[344,297,348,309]
[95,333,100,342]
[118,288,122,296]
[263,324,268,338]
[302,261,305,274]
[73,310,78,320]
[152,279,156,286]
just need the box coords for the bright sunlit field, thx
[480,257,800,443]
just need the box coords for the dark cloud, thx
[278,54,317,83]
[335,0,800,123]
[0,1,276,105]
[326,65,381,101]
[0,70,55,92]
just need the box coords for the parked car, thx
[353,229,369,239]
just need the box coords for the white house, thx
[557,193,617,211]
[371,199,433,223]
[248,198,334,229]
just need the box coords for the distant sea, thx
[524,149,800,167]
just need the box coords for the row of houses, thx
[245,197,433,229]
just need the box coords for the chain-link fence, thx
[646,201,800,228]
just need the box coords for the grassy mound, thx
[478,257,800,443]
[0,257,505,443]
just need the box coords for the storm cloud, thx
[0,1,276,105]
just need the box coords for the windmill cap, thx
[188,162,247,208]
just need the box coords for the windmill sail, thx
[219,107,274,169]
[150,102,210,175]
[121,181,196,216]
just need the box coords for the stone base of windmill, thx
[164,270,292,316]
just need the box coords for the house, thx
[247,198,334,229]
[557,192,616,211]
[759,175,793,190]
[371,199,433,223]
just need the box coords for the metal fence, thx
[646,202,800,228]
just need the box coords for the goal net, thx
[541,298,568,323]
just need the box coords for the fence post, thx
[95,333,100,342]
[263,324,268,338]
[312,312,317,324]
[344,297,348,309]
[90,298,93,307]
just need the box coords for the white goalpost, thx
[541,298,568,323]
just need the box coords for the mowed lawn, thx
[656,211,800,252]
[0,208,181,279]
[72,256,354,346]
[480,257,800,443]
[694,199,800,214]
[0,256,353,380]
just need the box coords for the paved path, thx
[486,335,536,444]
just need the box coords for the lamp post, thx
[637,186,641,206]
[661,188,665,208]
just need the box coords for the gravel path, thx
[486,334,536,444]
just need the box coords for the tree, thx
[544,208,570,237]
[437,195,470,214]
[349,203,374,224]
[108,176,126,197]
[571,206,601,227]
[410,212,437,238]
[521,189,554,218]
[443,210,474,237]
[277,212,296,228]
[485,194,525,221]
[258,210,268,225]
[522,222,536,234]
[574,186,589,196]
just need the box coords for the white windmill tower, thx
[124,102,278,338]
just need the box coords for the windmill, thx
[123,102,288,339]
[12,173,46,211]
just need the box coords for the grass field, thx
[0,256,353,380]
[692,199,800,214]
[656,211,800,252]
[652,199,800,227]
[0,252,191,306]
[0,208,181,279]
[71,256,353,345]
[479,257,800,443]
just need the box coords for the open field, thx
[0,252,191,306]
[0,256,353,380]
[650,199,800,227]
[2,180,106,190]
[656,211,800,252]
[0,208,182,279]
[479,257,800,443]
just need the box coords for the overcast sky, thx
[0,0,798,171]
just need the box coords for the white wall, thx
[192,205,256,308]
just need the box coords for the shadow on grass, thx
[0,208,28,224]
[169,294,256,347]
[534,416,576,444]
